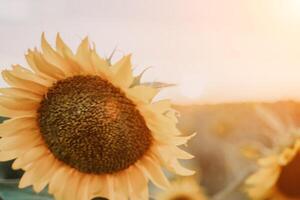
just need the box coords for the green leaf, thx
[0,179,53,200]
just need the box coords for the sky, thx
[1,0,300,103]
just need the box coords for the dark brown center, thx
[277,152,300,198]
[37,75,152,174]
[170,195,193,200]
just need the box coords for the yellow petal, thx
[62,53,83,75]
[110,54,130,73]
[2,70,47,95]
[171,133,197,146]
[127,85,158,103]
[246,186,272,200]
[33,159,61,193]
[32,50,65,80]
[107,175,116,200]
[41,33,74,76]
[0,96,39,111]
[0,116,36,137]
[114,171,129,199]
[278,147,297,165]
[155,146,195,176]
[0,130,42,151]
[49,167,72,195]
[150,100,172,114]
[56,33,74,57]
[90,49,111,77]
[22,162,34,171]
[19,169,36,188]
[75,37,95,74]
[258,155,278,166]
[55,34,83,75]
[33,181,48,193]
[91,175,109,199]
[29,154,54,185]
[12,145,47,170]
[245,167,280,187]
[0,88,41,101]
[136,155,170,189]
[76,175,91,200]
[64,171,82,200]
[0,105,36,118]
[0,149,21,161]
[142,109,181,137]
[170,146,194,159]
[127,166,148,200]
[10,65,53,87]
[165,109,179,123]
[168,159,195,176]
[111,55,133,88]
[25,50,57,81]
[48,167,67,194]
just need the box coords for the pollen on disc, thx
[37,75,152,174]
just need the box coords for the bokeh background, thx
[1,0,300,199]
[2,0,300,103]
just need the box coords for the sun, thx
[0,33,195,200]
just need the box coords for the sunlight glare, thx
[281,0,300,20]
[178,74,205,100]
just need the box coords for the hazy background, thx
[2,2,300,199]
[1,0,300,103]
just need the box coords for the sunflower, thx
[0,34,195,200]
[245,139,300,200]
[156,176,208,200]
[245,105,300,200]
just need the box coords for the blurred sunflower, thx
[156,177,208,200]
[245,139,300,200]
[0,34,194,200]
[245,105,300,200]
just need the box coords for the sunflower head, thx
[37,75,153,174]
[0,33,195,200]
[156,177,208,200]
[245,138,300,200]
[243,105,300,199]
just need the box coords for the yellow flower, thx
[0,33,194,200]
[245,105,300,200]
[156,177,208,200]
[245,139,300,200]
